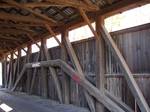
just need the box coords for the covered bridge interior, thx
[0,0,150,112]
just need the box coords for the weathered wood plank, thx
[61,31,70,104]
[64,33,96,112]
[100,25,150,112]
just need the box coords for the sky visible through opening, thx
[1,3,150,86]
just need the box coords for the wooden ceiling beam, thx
[0,35,22,42]
[0,28,34,35]
[0,12,51,26]
[106,0,113,4]
[3,0,58,26]
[0,2,67,8]
[0,23,44,27]
[46,0,99,11]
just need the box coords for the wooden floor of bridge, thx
[0,89,89,112]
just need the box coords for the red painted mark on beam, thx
[72,74,80,84]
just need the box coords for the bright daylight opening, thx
[32,42,41,53]
[105,4,150,32]
[21,47,27,57]
[46,34,61,48]
[0,103,13,112]
[69,22,95,42]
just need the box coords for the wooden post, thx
[26,44,32,93]
[95,16,105,112]
[8,52,13,89]
[40,39,48,98]
[29,51,40,94]
[2,56,7,88]
[61,30,70,104]
[63,31,95,112]
[44,24,64,103]
[16,48,21,83]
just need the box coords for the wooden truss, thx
[79,8,150,112]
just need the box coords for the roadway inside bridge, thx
[0,89,89,112]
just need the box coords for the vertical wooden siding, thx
[2,24,150,110]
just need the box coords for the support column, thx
[2,56,7,88]
[95,16,105,112]
[61,30,70,104]
[26,44,32,93]
[63,30,95,112]
[41,39,48,98]
[8,52,13,89]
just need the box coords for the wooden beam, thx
[29,52,40,94]
[12,60,125,112]
[95,16,105,112]
[46,0,99,11]
[100,25,150,112]
[3,0,58,26]
[26,44,32,94]
[8,52,13,89]
[0,35,22,42]
[45,24,62,46]
[0,12,49,26]
[79,8,99,39]
[61,31,70,104]
[26,34,41,49]
[0,28,34,36]
[40,39,48,98]
[0,2,67,8]
[105,90,133,112]
[106,0,113,4]
[42,39,63,103]
[64,31,95,112]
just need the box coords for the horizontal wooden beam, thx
[0,12,51,26]
[0,2,67,8]
[46,0,99,11]
[0,28,33,36]
[0,35,21,42]
[3,0,57,26]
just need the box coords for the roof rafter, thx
[0,2,67,8]
[0,35,22,42]
[0,12,51,26]
[0,28,35,36]
[2,0,59,26]
[46,0,99,11]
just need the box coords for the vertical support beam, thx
[15,48,21,86]
[42,39,63,103]
[95,16,105,112]
[2,56,7,88]
[29,51,40,94]
[12,53,18,86]
[26,44,32,93]
[8,52,13,89]
[6,55,11,88]
[40,39,48,98]
[61,30,70,104]
[63,31,95,112]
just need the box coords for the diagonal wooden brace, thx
[79,8,150,112]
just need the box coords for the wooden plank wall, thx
[2,23,150,110]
